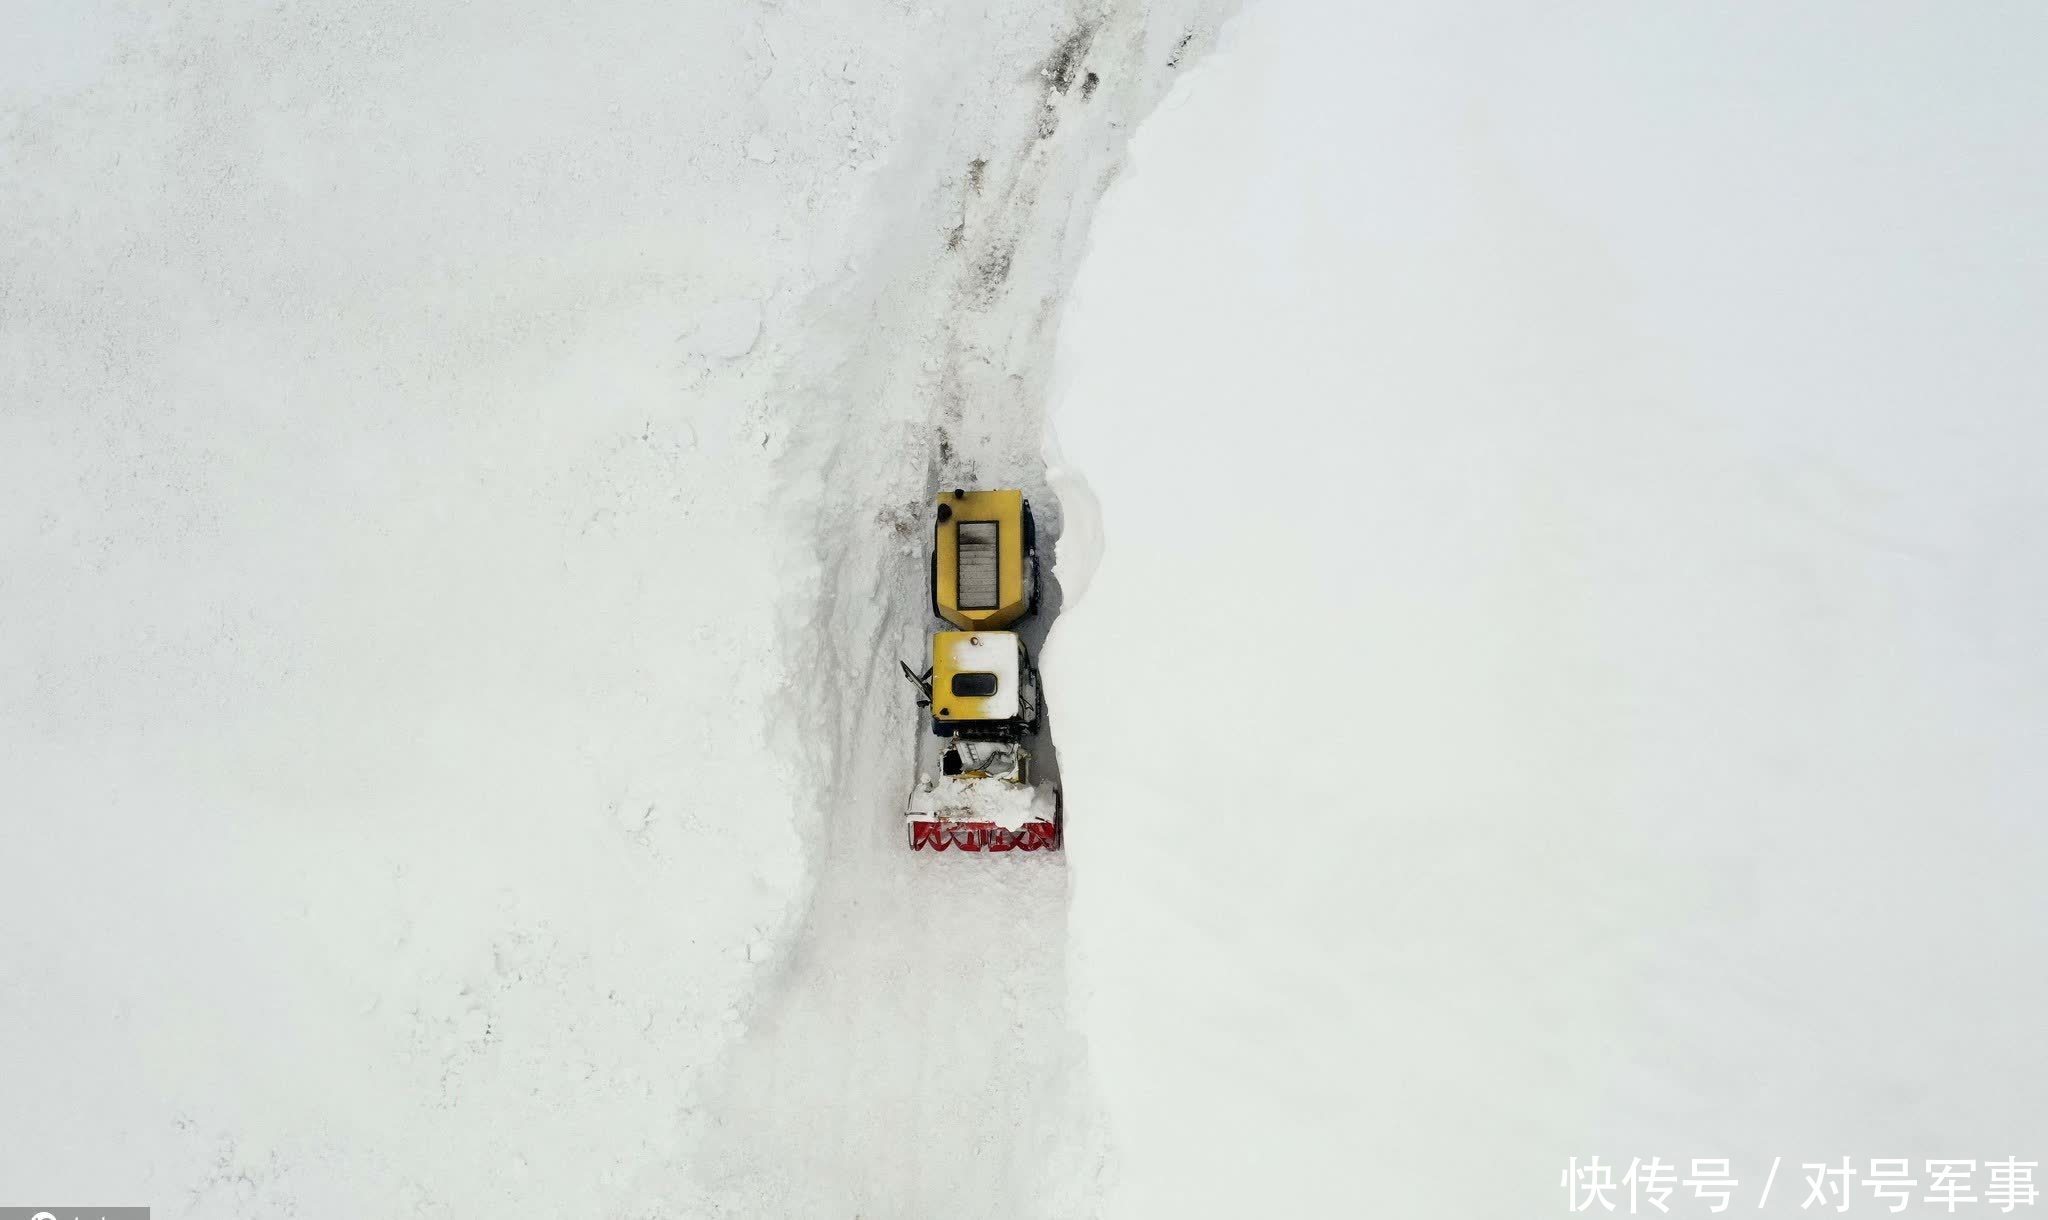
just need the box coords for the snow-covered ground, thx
[1049,2,2048,1216]
[8,0,2046,1216]
[3,0,1223,1215]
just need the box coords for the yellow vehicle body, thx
[930,630,1023,727]
[933,489,1030,630]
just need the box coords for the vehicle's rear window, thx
[950,671,1000,698]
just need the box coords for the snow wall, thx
[1046,2,2048,1216]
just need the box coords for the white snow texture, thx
[5,0,2048,1218]
[1049,2,2048,1216]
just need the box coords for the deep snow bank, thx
[3,3,823,1210]
[1048,3,2048,1216]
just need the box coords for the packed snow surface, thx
[1048,2,2048,1216]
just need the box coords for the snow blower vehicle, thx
[900,488,1062,852]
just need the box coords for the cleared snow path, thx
[687,6,1230,1218]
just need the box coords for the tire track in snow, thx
[689,6,1231,1217]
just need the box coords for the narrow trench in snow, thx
[691,10,1235,1215]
